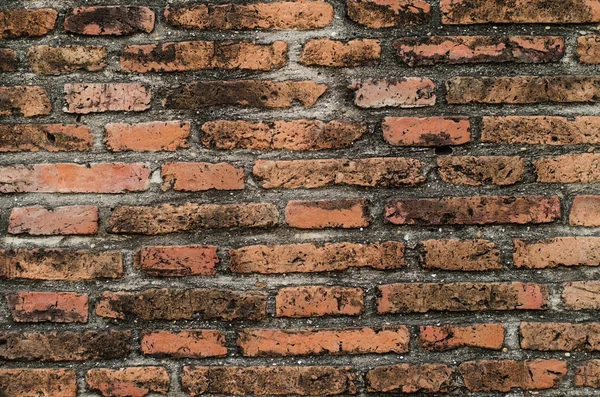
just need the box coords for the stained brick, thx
[64,6,155,35]
[578,35,600,64]
[141,330,227,358]
[382,116,471,146]
[347,0,431,28]
[276,286,364,317]
[0,9,57,38]
[64,83,151,114]
[86,367,169,397]
[285,199,371,229]
[367,364,455,393]
[0,48,18,71]
[28,45,106,74]
[0,369,77,397]
[514,237,600,268]
[535,154,600,183]
[0,86,51,117]
[563,281,600,309]
[135,245,218,277]
[0,124,93,152]
[350,78,435,108]
[575,361,600,388]
[570,195,600,226]
[161,162,245,191]
[420,324,504,351]
[300,38,380,66]
[419,239,501,271]
[7,292,88,323]
[437,156,525,186]
[521,322,600,351]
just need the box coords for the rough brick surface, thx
[86,367,169,397]
[301,38,381,66]
[514,237,600,268]
[105,121,190,152]
[141,330,227,358]
[64,83,151,114]
[64,6,155,35]
[367,364,455,393]
[570,196,600,226]
[578,35,600,64]
[135,245,218,277]
[7,292,88,323]
[437,156,525,186]
[575,361,600,388]
[535,154,600,183]
[0,49,18,72]
[521,322,600,351]
[420,324,504,351]
[0,369,77,397]
[347,0,431,28]
[0,86,51,117]
[285,199,371,229]
[162,162,245,191]
[8,205,99,235]
[419,239,501,271]
[276,286,364,317]
[28,45,106,74]
[0,9,57,38]
[382,117,471,146]
[563,281,600,309]
[350,78,435,108]
[0,124,93,152]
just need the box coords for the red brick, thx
[0,249,123,280]
[105,121,189,152]
[447,76,600,104]
[9,205,98,235]
[514,237,600,269]
[108,202,278,234]
[481,115,600,145]
[64,83,151,114]
[349,78,435,108]
[161,162,245,191]
[285,199,371,229]
[437,156,525,186]
[419,324,504,351]
[96,288,266,321]
[181,366,356,396]
[0,330,130,361]
[135,245,218,277]
[385,196,560,225]
[575,361,600,388]
[395,36,563,66]
[0,86,51,117]
[0,9,57,38]
[563,281,600,309]
[0,48,18,72]
[0,163,150,193]
[382,116,471,146]
[300,38,380,66]
[7,292,88,323]
[28,45,106,74]
[347,0,431,28]
[164,2,334,30]
[276,286,364,317]
[86,367,169,397]
[122,41,287,72]
[535,153,600,183]
[441,0,600,24]
[378,282,548,313]
[521,322,600,351]
[578,35,600,64]
[0,369,77,397]
[459,360,567,392]
[201,119,366,150]
[570,195,600,226]
[419,239,501,271]
[164,80,327,109]
[254,158,424,189]
[0,124,93,152]
[229,241,405,273]
[367,364,455,393]
[238,326,409,356]
[141,330,227,358]
[64,6,155,35]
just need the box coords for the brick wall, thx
[1,0,600,395]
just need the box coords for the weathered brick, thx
[347,0,431,28]
[164,2,334,30]
[385,196,560,225]
[181,366,356,396]
[350,78,435,108]
[382,116,471,146]
[300,38,380,66]
[96,288,266,321]
[141,330,227,358]
[482,116,600,145]
[563,281,600,309]
[419,239,501,271]
[64,6,155,35]
[0,9,57,38]
[459,360,567,392]
[108,202,278,234]
[514,237,600,269]
[162,162,245,191]
[164,80,327,109]
[0,369,77,397]
[229,241,405,273]
[447,76,600,104]
[0,249,123,280]
[0,330,130,361]
[86,367,169,397]
[578,35,600,64]
[535,153,600,183]
[0,124,93,152]
[122,41,287,72]
[521,322,600,351]
[0,86,51,117]
[420,324,504,351]
[570,195,600,226]
[64,83,151,114]
[575,361,600,388]
[437,156,525,186]
[367,364,455,393]
[238,326,409,356]
[0,48,18,71]
[378,282,548,313]
[28,45,106,74]
[285,199,371,229]
[276,286,364,317]
[441,0,600,24]
[7,292,88,323]
[135,245,218,277]
[105,121,189,152]
[254,158,424,189]
[9,205,98,236]
[0,163,150,193]
[201,120,366,150]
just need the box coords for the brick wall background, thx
[2,0,600,395]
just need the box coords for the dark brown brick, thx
[367,364,455,393]
[0,369,76,397]
[0,9,57,38]
[64,6,155,35]
[347,0,431,28]
[419,239,501,271]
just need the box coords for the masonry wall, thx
[2,0,600,395]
